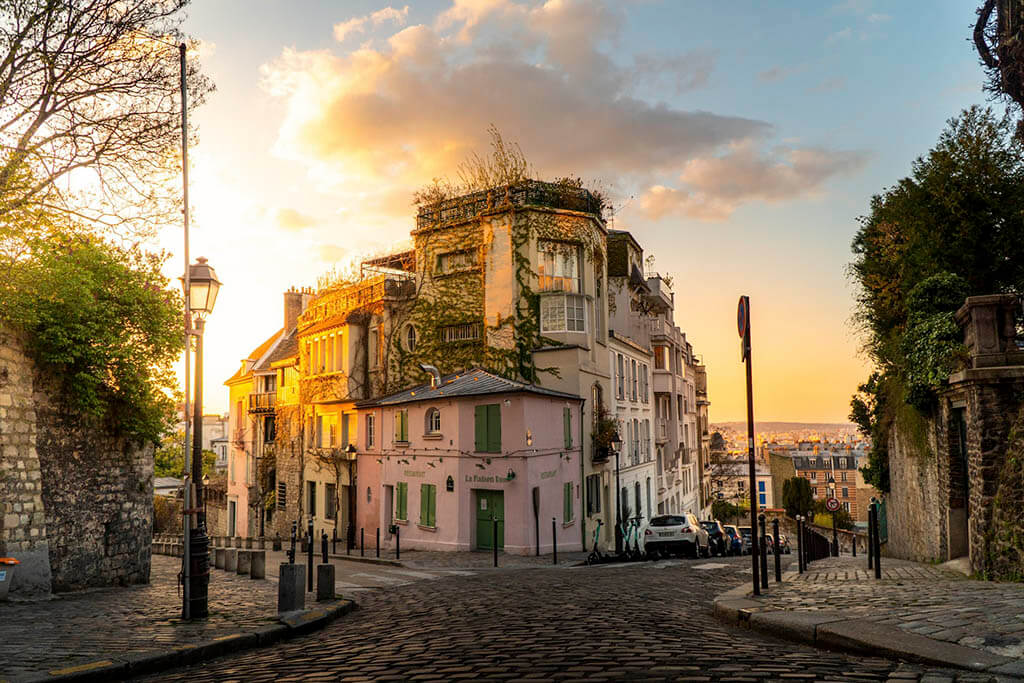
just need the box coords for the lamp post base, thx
[188,524,210,619]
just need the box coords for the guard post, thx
[306,517,314,593]
[758,513,768,589]
[288,520,297,564]
[552,517,557,565]
[772,518,781,582]
[796,515,804,573]
[492,516,498,568]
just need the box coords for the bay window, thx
[540,293,586,333]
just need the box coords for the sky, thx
[166,0,988,423]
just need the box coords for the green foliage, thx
[850,373,892,492]
[782,477,815,518]
[850,106,1024,488]
[1,235,183,443]
[812,499,855,530]
[153,429,217,478]
[153,495,179,534]
[711,499,746,524]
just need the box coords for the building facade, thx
[355,369,583,554]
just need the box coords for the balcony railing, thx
[416,180,604,230]
[298,274,414,328]
[248,392,276,413]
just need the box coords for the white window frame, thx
[540,293,586,333]
[366,414,375,448]
[537,240,581,292]
[426,407,441,435]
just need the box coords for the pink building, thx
[356,369,585,555]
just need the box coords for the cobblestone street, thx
[769,557,1024,661]
[0,555,280,681]
[145,555,988,682]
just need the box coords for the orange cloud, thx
[275,207,316,230]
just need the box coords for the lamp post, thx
[827,474,838,556]
[180,256,222,620]
[611,431,622,555]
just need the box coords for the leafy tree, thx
[782,477,814,519]
[850,106,1024,489]
[812,500,855,531]
[0,0,212,241]
[1,236,183,443]
[153,430,217,478]
[711,499,746,525]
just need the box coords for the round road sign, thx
[737,296,748,338]
[825,497,841,512]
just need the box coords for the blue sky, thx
[173,0,987,422]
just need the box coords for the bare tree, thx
[0,0,213,239]
[975,1,1024,136]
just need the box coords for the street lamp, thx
[180,256,222,620]
[827,474,838,556]
[610,431,623,554]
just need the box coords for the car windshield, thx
[725,528,738,537]
[699,521,717,531]
[649,516,688,527]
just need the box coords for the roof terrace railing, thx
[416,180,603,230]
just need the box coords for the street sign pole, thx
[738,295,760,596]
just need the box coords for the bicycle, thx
[585,519,605,566]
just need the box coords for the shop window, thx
[396,482,408,520]
[420,484,436,527]
[474,404,501,453]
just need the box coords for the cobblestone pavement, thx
[387,548,591,570]
[767,556,1024,661]
[145,555,995,682]
[0,555,280,681]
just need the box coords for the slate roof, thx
[359,368,582,407]
[260,328,299,369]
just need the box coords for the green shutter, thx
[426,485,436,527]
[563,407,572,449]
[486,404,501,453]
[420,483,428,525]
[396,482,407,520]
[400,410,408,442]
[563,482,573,523]
[474,405,486,452]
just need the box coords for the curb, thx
[328,553,404,568]
[25,599,357,683]
[713,587,1018,675]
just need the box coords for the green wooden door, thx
[475,490,504,550]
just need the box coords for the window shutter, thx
[474,405,486,451]
[401,411,408,442]
[420,484,428,525]
[427,485,436,527]
[486,404,501,453]
[394,412,401,442]
[563,407,572,449]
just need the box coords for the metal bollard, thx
[796,517,804,573]
[306,518,314,593]
[360,528,364,557]
[852,532,857,558]
[332,528,337,555]
[758,514,768,589]
[867,510,874,569]
[772,518,781,582]
[376,528,380,558]
[872,504,882,579]
[288,521,297,564]
[321,531,328,565]
[492,517,498,568]
[552,517,557,565]
[395,524,400,560]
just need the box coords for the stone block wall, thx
[885,417,945,563]
[0,323,153,594]
[33,373,153,592]
[0,328,51,592]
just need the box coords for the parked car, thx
[738,526,753,554]
[723,525,745,555]
[700,520,729,556]
[642,513,710,559]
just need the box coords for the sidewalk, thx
[714,555,1024,678]
[0,554,353,682]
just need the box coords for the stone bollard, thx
[250,550,266,579]
[237,550,252,576]
[244,537,253,550]
[225,548,238,573]
[278,563,305,613]
[316,564,335,602]
[214,547,226,569]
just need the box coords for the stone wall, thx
[0,327,51,592]
[885,415,945,563]
[0,324,153,594]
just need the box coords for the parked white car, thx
[642,513,710,559]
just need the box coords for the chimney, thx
[419,363,442,389]
[284,287,304,331]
